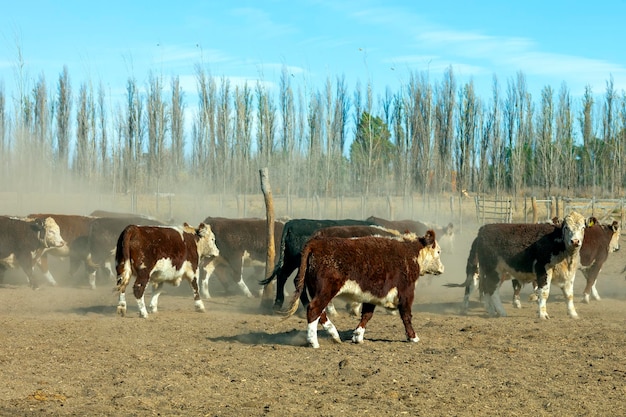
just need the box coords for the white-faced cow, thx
[367,215,455,254]
[27,213,96,286]
[511,217,621,306]
[282,231,445,348]
[84,216,164,289]
[463,211,586,319]
[259,218,378,311]
[115,223,219,318]
[200,217,285,299]
[0,216,66,289]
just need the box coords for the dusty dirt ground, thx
[1,227,626,417]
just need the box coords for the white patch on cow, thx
[201,260,217,299]
[137,294,149,318]
[322,320,341,343]
[43,217,66,248]
[336,280,399,309]
[42,270,57,286]
[307,317,321,348]
[149,258,194,286]
[0,253,16,269]
[237,278,254,298]
[416,241,445,276]
[352,326,365,344]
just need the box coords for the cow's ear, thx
[31,218,45,232]
[611,221,620,231]
[587,217,597,227]
[424,229,436,246]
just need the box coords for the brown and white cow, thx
[115,223,219,318]
[463,211,586,319]
[307,224,401,316]
[84,216,164,289]
[0,216,66,289]
[367,215,455,253]
[200,217,285,299]
[282,231,444,348]
[511,217,620,306]
[27,213,96,286]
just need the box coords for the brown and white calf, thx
[512,217,620,306]
[115,223,219,318]
[282,232,444,348]
[307,225,401,316]
[462,211,586,319]
[0,216,66,289]
[84,216,164,289]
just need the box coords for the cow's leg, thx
[104,260,116,281]
[347,302,361,316]
[235,254,254,298]
[534,270,552,320]
[581,267,601,303]
[352,302,376,344]
[481,271,506,317]
[37,255,58,286]
[149,282,164,314]
[273,258,300,310]
[117,292,127,316]
[511,279,522,309]
[326,300,338,317]
[397,299,419,343]
[133,274,150,318]
[461,271,478,314]
[200,260,215,299]
[306,296,339,348]
[559,277,579,319]
[189,275,206,313]
[319,310,341,344]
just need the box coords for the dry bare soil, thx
[1,228,626,417]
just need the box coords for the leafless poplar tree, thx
[55,66,71,170]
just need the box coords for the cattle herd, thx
[0,209,621,348]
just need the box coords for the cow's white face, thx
[196,223,220,258]
[416,240,445,276]
[609,222,621,253]
[43,217,66,248]
[562,211,586,249]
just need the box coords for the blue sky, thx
[1,0,626,115]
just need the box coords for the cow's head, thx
[193,222,220,259]
[608,220,621,253]
[561,211,586,249]
[32,217,66,248]
[416,230,445,276]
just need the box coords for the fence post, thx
[531,197,538,223]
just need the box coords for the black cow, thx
[258,218,377,310]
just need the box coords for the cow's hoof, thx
[309,342,320,349]
[408,336,420,343]
[116,306,126,317]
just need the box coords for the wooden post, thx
[531,196,538,224]
[259,168,276,311]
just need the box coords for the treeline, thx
[0,64,623,200]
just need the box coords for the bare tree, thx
[170,76,185,183]
[455,80,480,196]
[536,85,554,194]
[555,82,575,194]
[55,66,71,170]
[433,67,455,193]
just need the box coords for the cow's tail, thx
[259,224,289,286]
[114,226,133,292]
[280,243,310,319]
[443,237,479,288]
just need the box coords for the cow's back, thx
[475,223,561,272]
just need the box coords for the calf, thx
[511,217,620,306]
[367,216,455,253]
[0,216,66,289]
[115,223,219,318]
[84,216,164,289]
[28,213,96,286]
[200,217,284,299]
[308,225,401,316]
[259,218,377,311]
[282,232,444,348]
[463,211,586,319]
